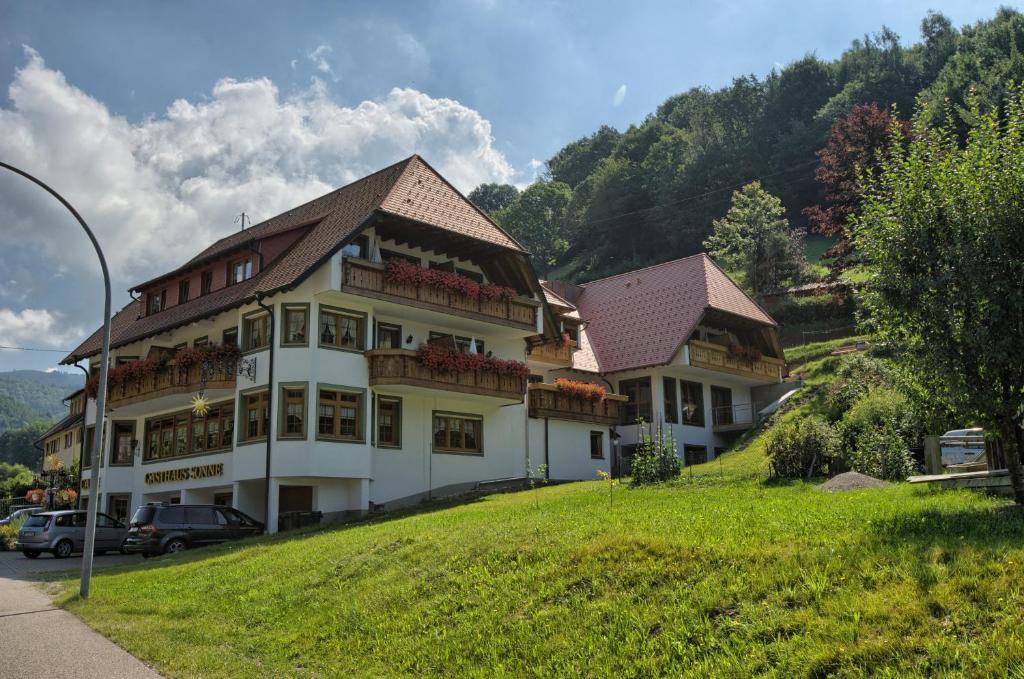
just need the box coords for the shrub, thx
[553,378,607,400]
[847,426,915,481]
[840,388,920,480]
[631,421,681,485]
[0,515,26,551]
[766,414,842,479]
[823,354,896,421]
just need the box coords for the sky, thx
[0,0,1011,373]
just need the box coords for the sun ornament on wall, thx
[191,392,210,417]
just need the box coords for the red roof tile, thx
[572,254,776,374]
[65,156,526,362]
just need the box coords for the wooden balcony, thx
[342,258,539,331]
[688,340,784,383]
[527,383,628,425]
[366,349,526,402]
[106,362,237,408]
[527,339,574,367]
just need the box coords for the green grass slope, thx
[55,345,1024,677]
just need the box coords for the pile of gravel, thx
[817,471,889,492]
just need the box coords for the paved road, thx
[0,552,161,678]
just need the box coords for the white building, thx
[53,155,783,533]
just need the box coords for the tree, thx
[0,422,49,469]
[546,125,620,188]
[467,183,519,216]
[0,462,33,497]
[804,103,908,271]
[493,180,573,276]
[855,87,1024,503]
[704,182,804,294]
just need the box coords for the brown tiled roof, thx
[571,254,776,374]
[539,281,576,311]
[65,156,529,363]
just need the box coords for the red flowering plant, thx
[384,259,518,302]
[416,343,529,379]
[554,378,607,401]
[727,343,764,363]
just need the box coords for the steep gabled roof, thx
[572,254,776,374]
[34,411,84,446]
[64,155,528,363]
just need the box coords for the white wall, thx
[528,418,610,481]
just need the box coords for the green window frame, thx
[432,411,483,456]
[242,311,270,353]
[281,304,310,347]
[316,384,366,443]
[236,388,270,445]
[318,305,366,352]
[375,395,402,448]
[277,382,308,440]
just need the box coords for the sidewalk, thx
[0,555,160,678]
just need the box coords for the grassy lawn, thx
[57,447,1024,676]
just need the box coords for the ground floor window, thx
[376,396,401,448]
[619,377,652,424]
[279,384,308,439]
[238,390,269,443]
[317,387,364,442]
[106,493,131,523]
[213,491,233,507]
[146,402,234,460]
[684,444,708,467]
[111,422,135,465]
[590,431,604,459]
[432,412,482,455]
[681,381,705,427]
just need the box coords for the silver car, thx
[16,510,129,559]
[0,506,42,526]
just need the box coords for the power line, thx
[572,159,819,230]
[0,345,73,353]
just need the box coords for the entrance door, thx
[710,386,733,427]
[213,491,233,507]
[106,494,131,524]
[279,486,313,513]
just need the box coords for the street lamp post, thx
[0,161,112,600]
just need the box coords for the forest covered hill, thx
[0,370,83,433]
[471,8,1024,282]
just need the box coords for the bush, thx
[847,426,916,481]
[823,354,896,421]
[631,421,681,485]
[840,388,920,480]
[767,294,853,325]
[0,515,26,551]
[766,414,842,479]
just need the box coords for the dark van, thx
[122,503,263,557]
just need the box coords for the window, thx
[282,305,309,346]
[375,322,402,349]
[239,390,270,443]
[106,494,130,523]
[563,323,580,343]
[528,374,544,384]
[590,431,604,459]
[279,385,307,439]
[711,385,733,427]
[319,306,365,351]
[456,267,483,283]
[222,327,238,347]
[381,249,420,265]
[681,381,705,427]
[619,377,652,424]
[64,432,72,448]
[110,422,134,465]
[193,336,209,347]
[684,445,708,467]
[376,396,401,448]
[429,331,484,355]
[317,388,364,441]
[144,403,233,461]
[116,355,138,366]
[432,413,482,455]
[178,279,190,304]
[201,270,213,295]
[663,377,679,424]
[148,289,167,314]
[429,260,455,272]
[174,342,188,351]
[231,257,253,284]
[243,312,270,352]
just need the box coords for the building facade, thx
[47,155,783,532]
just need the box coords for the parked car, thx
[16,510,129,558]
[123,503,264,557]
[940,427,987,466]
[0,505,42,526]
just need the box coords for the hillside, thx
[58,343,1023,677]
[475,8,1024,282]
[0,370,83,433]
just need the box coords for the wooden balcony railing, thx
[342,258,539,331]
[527,383,629,425]
[527,339,574,366]
[106,362,237,408]
[365,349,526,401]
[688,340,784,383]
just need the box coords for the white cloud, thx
[0,47,514,290]
[307,44,335,78]
[612,84,627,107]
[0,308,82,349]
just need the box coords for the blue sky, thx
[0,0,1011,372]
